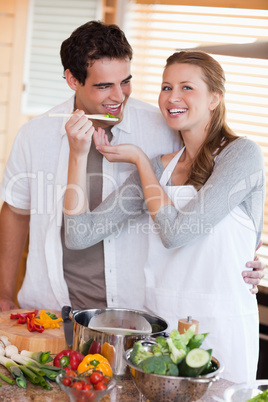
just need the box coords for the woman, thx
[64,51,265,382]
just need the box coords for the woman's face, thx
[158,63,219,137]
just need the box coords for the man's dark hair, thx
[60,20,133,85]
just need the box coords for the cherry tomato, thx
[65,369,76,377]
[94,381,107,391]
[89,371,103,385]
[62,377,72,387]
[102,376,110,385]
[83,383,93,391]
[71,381,84,390]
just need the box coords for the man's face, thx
[74,58,132,128]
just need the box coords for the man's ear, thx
[65,69,79,91]
[209,92,222,111]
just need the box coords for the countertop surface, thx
[0,365,233,401]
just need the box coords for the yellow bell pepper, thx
[34,309,62,329]
[77,353,113,377]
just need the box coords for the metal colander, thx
[123,339,223,402]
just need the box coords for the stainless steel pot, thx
[69,308,168,375]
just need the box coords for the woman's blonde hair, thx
[165,50,238,190]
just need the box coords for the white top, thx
[144,146,260,383]
[0,95,180,310]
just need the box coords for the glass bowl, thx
[56,372,117,402]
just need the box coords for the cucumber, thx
[178,348,210,377]
[200,349,214,375]
[188,333,208,350]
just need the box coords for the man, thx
[0,21,264,312]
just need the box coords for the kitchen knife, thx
[61,305,74,348]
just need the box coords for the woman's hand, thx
[65,109,95,158]
[242,240,265,294]
[93,129,144,165]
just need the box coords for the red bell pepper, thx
[54,350,84,371]
[10,310,39,321]
[26,317,45,333]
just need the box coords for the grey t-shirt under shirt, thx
[61,127,113,310]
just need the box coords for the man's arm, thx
[0,202,30,311]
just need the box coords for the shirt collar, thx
[111,99,131,136]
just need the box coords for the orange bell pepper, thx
[77,353,113,377]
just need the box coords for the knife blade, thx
[61,305,74,348]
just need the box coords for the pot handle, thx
[68,308,80,320]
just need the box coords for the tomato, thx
[89,371,103,385]
[71,381,84,390]
[65,369,76,377]
[62,377,72,387]
[102,376,110,385]
[94,381,107,391]
[83,383,93,391]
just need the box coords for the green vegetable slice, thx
[178,348,210,377]
[104,113,120,119]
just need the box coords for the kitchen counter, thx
[0,365,233,401]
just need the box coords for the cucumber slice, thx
[179,348,210,377]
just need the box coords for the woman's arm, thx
[155,138,265,249]
[96,137,265,250]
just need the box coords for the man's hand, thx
[0,202,29,310]
[65,109,95,158]
[242,240,265,294]
[0,298,18,312]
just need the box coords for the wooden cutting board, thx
[0,309,69,354]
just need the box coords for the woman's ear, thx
[65,69,79,91]
[209,92,222,111]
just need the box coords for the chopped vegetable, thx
[10,310,45,333]
[10,310,38,321]
[10,352,64,388]
[104,113,120,120]
[26,317,44,333]
[129,326,216,378]
[34,309,62,329]
[0,369,15,385]
[129,341,152,366]
[21,350,53,364]
[0,355,27,388]
[5,345,19,358]
[139,354,178,376]
[247,389,268,402]
[150,336,169,356]
[166,337,186,364]
[77,354,113,377]
[188,333,208,350]
[0,336,11,348]
[54,350,84,371]
[178,348,211,377]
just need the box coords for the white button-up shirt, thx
[0,95,181,310]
